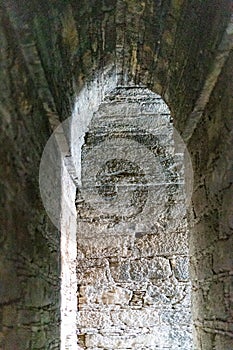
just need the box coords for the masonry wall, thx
[189,51,233,350]
[1,1,232,349]
[0,7,60,350]
[76,88,193,349]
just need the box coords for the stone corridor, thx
[0,1,233,349]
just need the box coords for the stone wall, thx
[76,87,193,349]
[1,1,232,349]
[0,6,60,350]
[189,51,233,350]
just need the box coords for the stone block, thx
[213,236,233,273]
[171,255,190,281]
[214,333,233,350]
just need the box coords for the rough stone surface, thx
[188,50,233,349]
[0,5,60,350]
[76,88,193,349]
[0,1,232,349]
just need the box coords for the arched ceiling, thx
[2,0,233,139]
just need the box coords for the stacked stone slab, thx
[76,87,193,349]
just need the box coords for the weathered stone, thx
[172,256,190,281]
[76,88,192,349]
[0,1,232,349]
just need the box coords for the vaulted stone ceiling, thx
[2,0,232,132]
[0,1,232,349]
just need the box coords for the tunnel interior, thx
[0,1,233,350]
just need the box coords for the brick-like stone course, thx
[1,1,232,349]
[189,51,233,349]
[76,88,193,349]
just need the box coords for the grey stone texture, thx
[0,0,232,349]
[188,51,233,349]
[0,5,60,350]
[76,88,192,349]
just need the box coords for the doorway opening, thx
[73,85,194,349]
